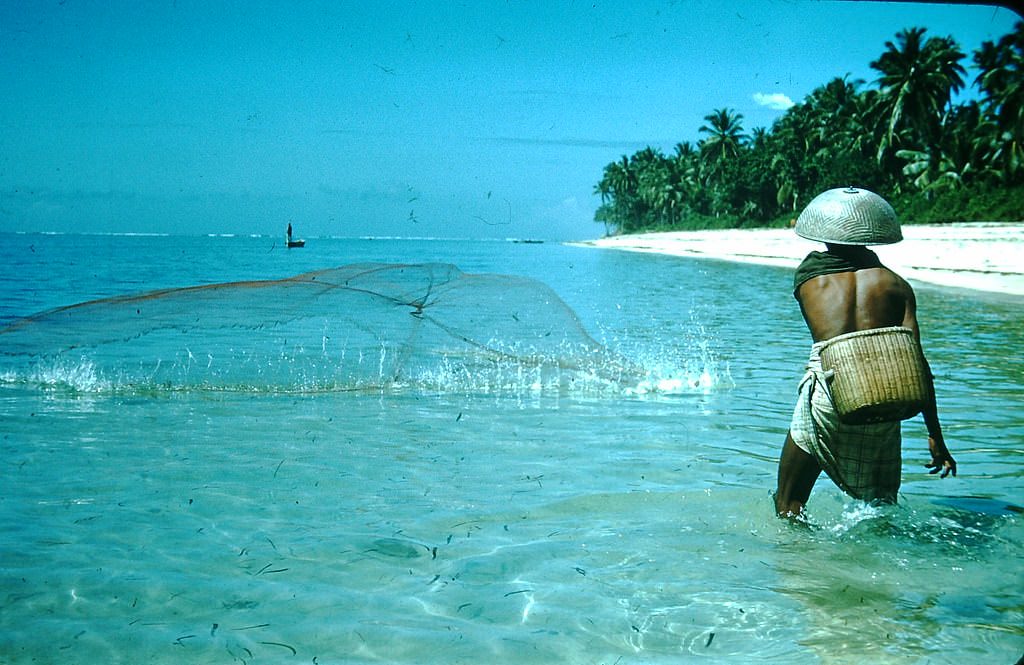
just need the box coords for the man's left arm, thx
[903,284,957,478]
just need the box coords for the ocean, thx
[1,233,1021,664]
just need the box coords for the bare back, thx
[796,265,919,342]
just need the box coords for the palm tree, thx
[806,76,864,147]
[594,175,612,204]
[897,101,999,193]
[673,141,697,160]
[667,142,703,219]
[749,127,768,149]
[796,77,892,195]
[973,21,1024,183]
[870,27,967,173]
[696,109,749,218]
[743,127,783,221]
[767,102,815,212]
[593,156,639,234]
[633,147,671,225]
[699,108,748,176]
[610,155,636,196]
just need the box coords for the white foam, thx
[27,358,112,392]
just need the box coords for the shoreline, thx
[571,222,1024,297]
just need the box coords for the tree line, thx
[594,22,1024,235]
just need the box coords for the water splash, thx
[25,357,112,392]
[1,263,729,397]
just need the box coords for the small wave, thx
[826,502,888,537]
[794,495,1018,559]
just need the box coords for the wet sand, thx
[573,223,1024,296]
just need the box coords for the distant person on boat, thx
[287,223,293,242]
[774,187,956,518]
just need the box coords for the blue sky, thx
[1,1,1019,240]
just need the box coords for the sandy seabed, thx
[573,223,1024,297]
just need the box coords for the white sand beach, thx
[574,223,1024,296]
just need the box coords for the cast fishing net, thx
[0,263,650,394]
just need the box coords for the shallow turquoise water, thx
[1,233,1021,663]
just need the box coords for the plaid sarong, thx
[790,341,902,502]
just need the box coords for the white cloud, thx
[752,92,795,110]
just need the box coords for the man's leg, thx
[775,431,821,517]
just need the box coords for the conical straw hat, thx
[795,187,902,245]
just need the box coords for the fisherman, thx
[287,222,293,242]
[774,187,956,517]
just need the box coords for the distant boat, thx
[286,223,305,248]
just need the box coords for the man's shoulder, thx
[880,266,915,298]
[794,250,861,293]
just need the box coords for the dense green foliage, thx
[594,22,1024,235]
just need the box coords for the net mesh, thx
[0,263,645,394]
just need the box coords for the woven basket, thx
[819,326,927,424]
